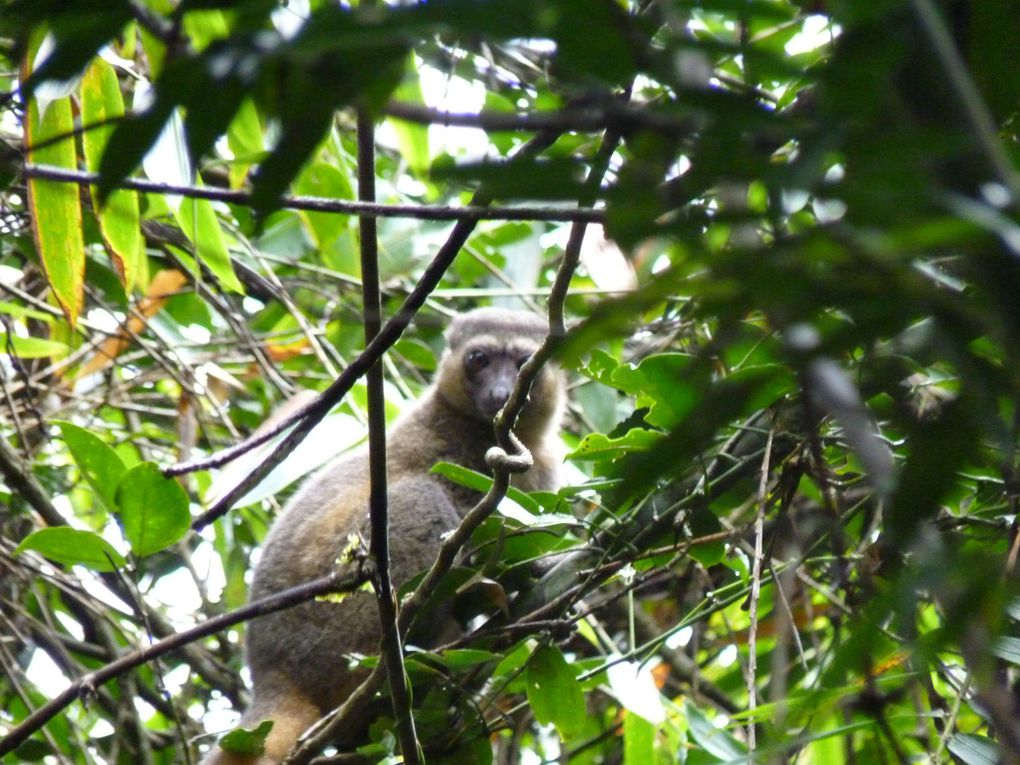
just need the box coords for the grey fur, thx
[203,308,565,765]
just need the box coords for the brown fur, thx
[202,308,565,764]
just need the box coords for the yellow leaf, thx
[74,269,188,379]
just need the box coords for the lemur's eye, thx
[465,349,489,372]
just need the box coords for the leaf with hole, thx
[526,645,585,740]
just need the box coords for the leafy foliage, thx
[2,1,1020,764]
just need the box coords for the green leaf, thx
[623,713,655,765]
[394,338,437,372]
[966,2,1020,122]
[176,195,244,293]
[219,719,274,755]
[687,506,726,566]
[226,97,264,187]
[578,348,619,384]
[887,397,980,548]
[431,736,493,765]
[684,699,747,761]
[0,333,68,359]
[115,462,190,557]
[433,156,588,201]
[431,462,541,514]
[525,645,585,740]
[947,733,1000,765]
[26,92,84,327]
[438,648,503,668]
[0,300,54,322]
[389,57,431,177]
[14,527,125,572]
[554,0,637,85]
[992,636,1020,665]
[567,429,661,462]
[81,57,144,293]
[18,4,134,98]
[55,421,126,510]
[293,160,356,269]
[611,353,696,429]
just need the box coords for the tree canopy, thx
[2,0,1020,763]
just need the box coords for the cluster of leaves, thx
[2,0,1020,764]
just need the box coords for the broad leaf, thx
[15,527,125,572]
[176,195,244,293]
[55,421,126,510]
[115,462,190,557]
[623,713,656,765]
[25,89,84,327]
[525,644,585,740]
[219,720,274,755]
[81,57,143,292]
[0,334,68,359]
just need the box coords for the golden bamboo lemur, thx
[203,308,565,765]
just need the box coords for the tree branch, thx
[357,108,422,765]
[383,100,698,138]
[182,129,562,530]
[285,126,574,764]
[0,434,65,527]
[0,568,370,757]
[21,164,605,224]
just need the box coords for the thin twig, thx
[284,128,566,764]
[0,434,65,527]
[21,164,605,223]
[0,568,369,757]
[746,430,773,752]
[384,100,698,138]
[182,130,561,529]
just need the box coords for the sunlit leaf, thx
[81,57,143,292]
[14,527,126,572]
[115,462,190,557]
[55,421,126,510]
[389,57,431,177]
[568,429,661,462]
[176,195,244,293]
[25,87,84,327]
[226,97,265,188]
[0,333,68,359]
[623,712,655,765]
